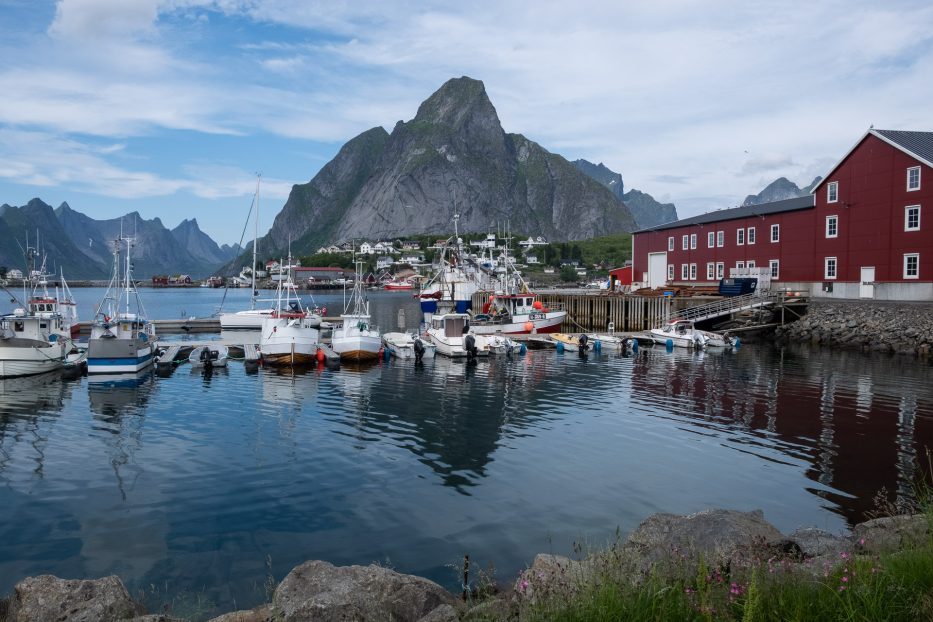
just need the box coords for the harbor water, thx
[1,288,931,618]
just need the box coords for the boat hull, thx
[188,345,230,368]
[469,311,566,335]
[0,343,65,378]
[260,318,319,367]
[260,348,317,366]
[219,309,272,330]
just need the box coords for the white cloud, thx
[49,0,160,40]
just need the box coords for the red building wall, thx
[634,132,932,292]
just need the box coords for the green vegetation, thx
[521,455,933,622]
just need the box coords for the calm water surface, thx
[1,288,931,617]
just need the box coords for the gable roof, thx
[813,129,933,193]
[633,195,814,234]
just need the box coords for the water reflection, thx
[0,372,69,478]
[629,344,932,525]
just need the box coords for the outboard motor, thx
[464,333,477,361]
[413,337,426,363]
[578,333,589,351]
[200,347,214,370]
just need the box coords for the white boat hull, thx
[221,308,322,331]
[0,343,65,378]
[188,345,230,368]
[427,332,490,358]
[260,317,319,366]
[332,313,381,361]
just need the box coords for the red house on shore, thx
[632,129,933,301]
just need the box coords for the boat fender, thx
[593,339,601,352]
[631,339,638,353]
[383,346,391,361]
[556,341,564,353]
[316,348,326,363]
[519,343,527,355]
[733,337,741,348]
[666,338,674,350]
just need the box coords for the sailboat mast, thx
[251,174,261,309]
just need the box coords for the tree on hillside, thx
[560,265,578,282]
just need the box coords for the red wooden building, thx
[632,129,933,300]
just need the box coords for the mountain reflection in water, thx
[0,342,929,618]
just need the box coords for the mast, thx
[252,174,261,309]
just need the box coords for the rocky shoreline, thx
[773,300,933,356]
[2,508,929,622]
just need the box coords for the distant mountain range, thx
[255,76,637,262]
[0,198,241,279]
[572,159,678,228]
[742,176,821,206]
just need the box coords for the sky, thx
[1,0,931,247]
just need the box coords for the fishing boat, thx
[188,344,230,368]
[486,334,518,355]
[426,312,490,358]
[87,235,156,375]
[0,308,68,378]
[469,292,565,335]
[332,261,382,362]
[383,279,414,290]
[259,269,320,367]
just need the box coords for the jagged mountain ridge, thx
[572,159,678,228]
[743,176,822,206]
[261,77,636,258]
[0,199,238,279]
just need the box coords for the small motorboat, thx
[550,333,590,352]
[382,332,437,360]
[61,347,88,379]
[586,333,632,352]
[188,344,229,368]
[486,334,518,355]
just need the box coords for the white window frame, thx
[682,235,688,250]
[706,262,715,279]
[907,166,921,192]
[681,264,689,280]
[716,231,724,247]
[737,228,745,245]
[716,262,724,279]
[826,215,838,238]
[827,181,838,203]
[707,232,715,248]
[736,261,745,270]
[668,236,674,251]
[904,253,919,279]
[769,259,779,279]
[747,227,756,245]
[905,205,920,231]
[690,233,697,250]
[689,263,697,280]
[747,260,756,269]
[770,224,780,242]
[667,264,674,280]
[825,256,837,279]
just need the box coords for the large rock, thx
[6,574,145,622]
[787,527,849,559]
[512,554,591,605]
[206,603,273,621]
[272,560,457,622]
[623,509,784,578]
[853,514,931,554]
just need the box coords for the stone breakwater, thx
[1,509,929,622]
[774,300,933,356]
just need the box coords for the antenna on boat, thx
[253,173,261,304]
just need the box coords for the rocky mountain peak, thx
[743,177,818,206]
[413,76,499,130]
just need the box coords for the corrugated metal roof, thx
[632,195,814,234]
[872,129,933,168]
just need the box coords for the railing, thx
[669,292,771,324]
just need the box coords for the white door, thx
[860,266,875,298]
[647,252,667,288]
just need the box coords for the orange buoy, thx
[533,301,543,310]
[316,348,325,363]
[524,321,534,332]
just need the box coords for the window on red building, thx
[905,205,920,231]
[748,227,756,244]
[825,257,837,279]
[826,215,838,238]
[769,260,779,279]
[904,253,919,279]
[770,224,780,242]
[907,166,921,191]
[827,181,839,203]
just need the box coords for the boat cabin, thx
[484,294,542,318]
[1,309,60,342]
[432,314,470,337]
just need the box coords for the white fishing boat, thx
[87,235,156,374]
[426,313,490,358]
[648,320,710,349]
[486,334,518,355]
[382,332,436,360]
[188,344,229,368]
[332,260,382,362]
[0,308,67,378]
[469,292,566,335]
[259,270,319,367]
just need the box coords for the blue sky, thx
[1,0,931,246]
